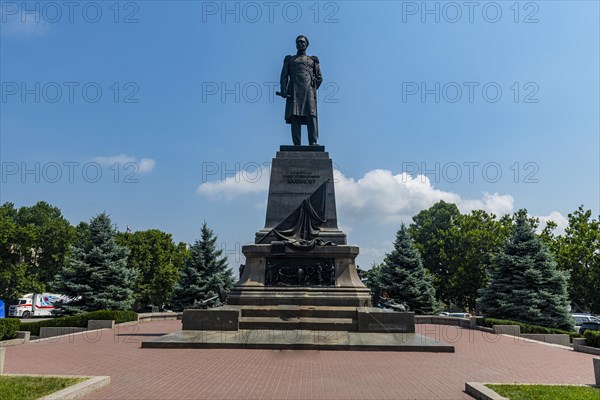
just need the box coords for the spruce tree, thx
[378,223,438,314]
[53,213,134,313]
[478,210,573,330]
[171,223,235,311]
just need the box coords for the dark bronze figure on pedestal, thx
[278,35,323,146]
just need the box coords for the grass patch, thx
[487,384,600,400]
[0,375,87,400]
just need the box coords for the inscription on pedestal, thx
[283,170,321,185]
[265,258,335,286]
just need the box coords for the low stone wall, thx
[39,319,119,339]
[87,320,114,330]
[137,312,180,321]
[492,325,520,336]
[415,316,493,332]
[0,331,31,347]
[39,327,87,339]
[416,315,470,328]
[417,319,574,347]
[492,325,571,347]
[521,333,570,346]
[573,338,600,356]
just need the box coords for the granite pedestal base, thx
[229,244,371,307]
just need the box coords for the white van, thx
[8,293,70,318]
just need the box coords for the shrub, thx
[19,310,137,336]
[0,319,21,340]
[584,330,600,348]
[478,317,583,342]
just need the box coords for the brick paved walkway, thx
[3,320,597,399]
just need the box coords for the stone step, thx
[240,306,358,319]
[239,316,357,331]
[142,330,455,352]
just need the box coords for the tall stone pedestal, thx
[234,145,370,307]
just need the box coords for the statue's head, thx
[296,35,309,51]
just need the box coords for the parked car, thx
[579,321,600,335]
[439,312,471,318]
[572,314,599,332]
[448,312,471,318]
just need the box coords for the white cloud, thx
[93,154,155,173]
[137,159,156,173]
[197,168,270,201]
[1,11,49,37]
[335,169,514,226]
[536,211,569,234]
[458,192,515,217]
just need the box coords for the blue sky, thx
[1,1,599,268]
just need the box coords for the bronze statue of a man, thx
[279,35,323,146]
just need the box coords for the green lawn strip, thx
[0,375,87,400]
[486,384,600,400]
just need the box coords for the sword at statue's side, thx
[276,91,291,99]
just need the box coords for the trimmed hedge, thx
[20,310,138,336]
[584,330,600,348]
[0,319,21,341]
[477,317,583,342]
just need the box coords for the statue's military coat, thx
[280,55,323,124]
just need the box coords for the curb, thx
[1,374,110,400]
[465,382,508,400]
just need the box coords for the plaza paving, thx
[3,319,597,399]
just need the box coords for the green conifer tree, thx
[171,223,235,310]
[478,210,573,330]
[378,224,438,314]
[53,213,134,313]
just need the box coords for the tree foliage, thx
[445,211,512,310]
[375,224,438,314]
[0,202,74,303]
[409,201,512,311]
[550,206,600,313]
[116,229,186,310]
[171,223,235,311]
[409,202,460,308]
[478,210,572,330]
[53,213,135,313]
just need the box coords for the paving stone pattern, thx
[4,320,597,400]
